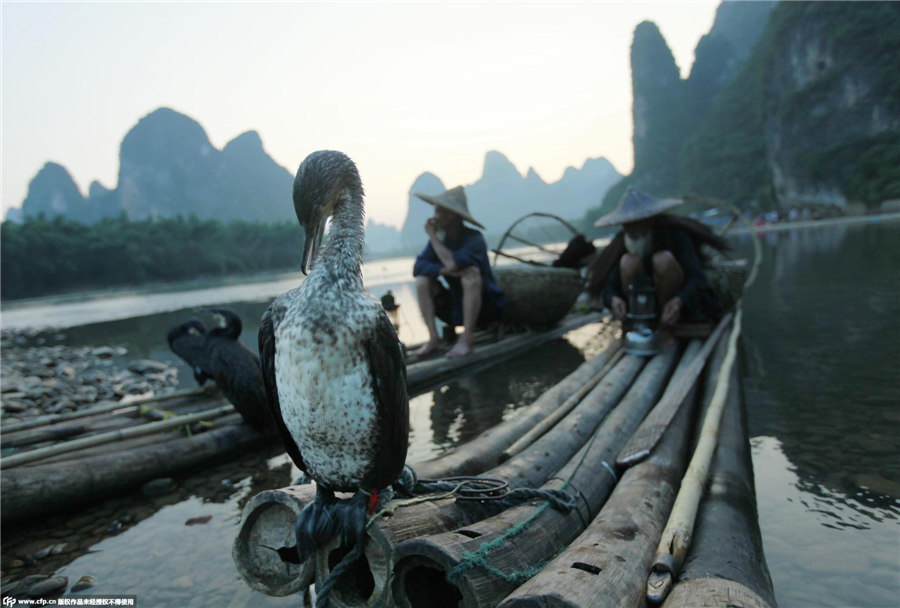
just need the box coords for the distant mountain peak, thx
[224,130,264,153]
[21,161,86,220]
[481,150,521,181]
[18,107,295,225]
[525,167,546,183]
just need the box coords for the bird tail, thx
[294,489,369,563]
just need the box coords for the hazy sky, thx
[1,1,718,228]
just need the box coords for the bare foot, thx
[445,340,473,358]
[412,340,441,358]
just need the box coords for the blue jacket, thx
[413,226,506,311]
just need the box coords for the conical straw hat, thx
[414,186,485,229]
[593,187,683,227]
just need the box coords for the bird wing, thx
[362,308,410,490]
[259,300,306,472]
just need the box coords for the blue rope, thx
[314,537,364,608]
[444,419,620,586]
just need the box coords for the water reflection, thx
[405,338,587,464]
[752,436,899,608]
[428,339,586,449]
[738,221,900,607]
[737,223,900,516]
[1,443,296,607]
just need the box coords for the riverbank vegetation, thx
[1,215,301,300]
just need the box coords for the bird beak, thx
[299,214,326,275]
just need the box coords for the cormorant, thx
[199,307,275,433]
[166,309,275,433]
[166,318,211,385]
[258,150,409,564]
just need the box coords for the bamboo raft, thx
[231,311,776,608]
[0,311,607,523]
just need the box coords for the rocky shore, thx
[1,328,180,427]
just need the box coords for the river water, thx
[1,219,898,607]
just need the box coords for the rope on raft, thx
[444,414,620,586]
[313,466,579,607]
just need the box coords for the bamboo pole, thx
[406,312,604,395]
[647,306,743,605]
[0,385,215,434]
[489,250,548,267]
[1,420,265,522]
[497,338,724,608]
[232,338,623,597]
[36,410,239,464]
[1,394,228,449]
[502,349,625,459]
[506,234,558,256]
[387,344,688,608]
[662,342,776,608]
[616,312,733,467]
[0,404,234,469]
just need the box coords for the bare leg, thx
[653,250,685,334]
[412,275,442,357]
[618,253,645,313]
[446,266,482,358]
[651,251,685,311]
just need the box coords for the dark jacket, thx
[587,215,727,321]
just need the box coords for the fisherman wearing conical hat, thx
[412,186,506,358]
[586,187,727,327]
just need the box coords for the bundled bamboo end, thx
[390,539,475,608]
[232,486,316,596]
[647,568,674,604]
[315,531,393,608]
[662,578,775,608]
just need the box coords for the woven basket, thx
[494,265,584,326]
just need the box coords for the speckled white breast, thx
[273,283,380,490]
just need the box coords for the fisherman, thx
[412,186,506,358]
[586,187,727,328]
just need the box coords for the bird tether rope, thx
[444,415,618,586]
[313,468,577,607]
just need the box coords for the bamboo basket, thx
[494,265,584,326]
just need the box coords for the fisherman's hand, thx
[425,218,438,239]
[661,297,683,326]
[610,296,627,322]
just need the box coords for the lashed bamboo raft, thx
[231,313,776,608]
[0,311,607,523]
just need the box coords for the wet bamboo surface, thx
[387,343,692,608]
[1,418,264,522]
[662,362,776,608]
[497,338,726,608]
[617,312,732,467]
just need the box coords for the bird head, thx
[196,307,242,338]
[292,150,363,274]
[167,318,207,347]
